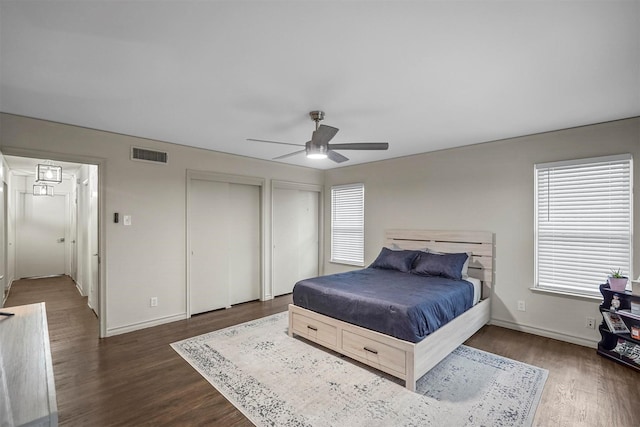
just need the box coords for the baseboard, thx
[74,281,85,297]
[490,318,598,349]
[106,313,188,337]
[2,278,15,306]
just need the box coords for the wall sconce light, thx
[33,184,54,196]
[36,163,62,183]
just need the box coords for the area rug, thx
[171,312,547,426]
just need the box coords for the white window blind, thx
[331,183,364,266]
[535,154,632,296]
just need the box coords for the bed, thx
[288,229,494,391]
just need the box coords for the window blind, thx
[331,183,364,266]
[535,154,632,296]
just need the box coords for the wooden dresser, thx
[0,302,58,426]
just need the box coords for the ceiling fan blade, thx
[247,138,304,148]
[311,125,339,145]
[328,142,389,151]
[273,149,305,160]
[327,150,349,163]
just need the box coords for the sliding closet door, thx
[272,185,320,296]
[228,183,260,305]
[189,179,230,314]
[189,176,262,315]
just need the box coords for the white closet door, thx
[189,179,230,314]
[272,187,319,296]
[190,179,261,315]
[228,183,260,305]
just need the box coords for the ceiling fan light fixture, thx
[306,152,328,160]
[306,144,327,160]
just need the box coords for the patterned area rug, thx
[171,312,547,426]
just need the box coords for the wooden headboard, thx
[384,229,495,298]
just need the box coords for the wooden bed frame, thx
[288,229,494,391]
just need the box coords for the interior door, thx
[16,193,66,278]
[1,182,7,301]
[88,165,99,314]
[272,186,319,296]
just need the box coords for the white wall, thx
[0,113,324,336]
[324,117,640,347]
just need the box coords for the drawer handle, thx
[307,325,318,331]
[364,346,378,355]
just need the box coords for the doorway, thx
[2,154,102,328]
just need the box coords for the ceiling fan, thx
[247,111,389,163]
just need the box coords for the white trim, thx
[535,153,632,170]
[490,318,598,349]
[529,286,602,302]
[106,313,187,337]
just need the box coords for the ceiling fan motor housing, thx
[309,110,325,123]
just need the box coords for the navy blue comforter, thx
[292,268,474,343]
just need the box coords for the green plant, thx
[610,268,626,278]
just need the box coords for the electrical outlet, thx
[517,300,526,311]
[150,297,158,307]
[586,317,596,329]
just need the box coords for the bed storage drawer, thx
[291,312,337,348]
[341,330,406,375]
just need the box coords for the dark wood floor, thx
[4,276,639,426]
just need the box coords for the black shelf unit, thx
[597,284,640,371]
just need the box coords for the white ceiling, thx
[1,1,638,170]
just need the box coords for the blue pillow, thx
[370,247,420,273]
[411,252,469,280]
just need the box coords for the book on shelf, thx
[603,311,630,334]
[613,339,640,364]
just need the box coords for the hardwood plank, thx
[5,275,640,426]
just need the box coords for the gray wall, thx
[0,113,324,336]
[3,111,638,346]
[324,117,640,346]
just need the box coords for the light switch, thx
[123,215,132,226]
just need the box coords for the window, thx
[331,183,364,266]
[535,154,632,297]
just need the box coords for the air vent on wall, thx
[131,147,168,164]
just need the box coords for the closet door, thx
[189,179,230,315]
[228,183,260,305]
[272,186,320,296]
[189,178,262,315]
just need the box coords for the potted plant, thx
[608,269,628,291]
